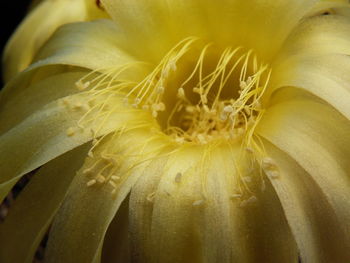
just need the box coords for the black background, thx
[1,0,31,86]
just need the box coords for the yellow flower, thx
[1,0,350,262]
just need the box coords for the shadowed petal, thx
[1,19,149,109]
[44,129,169,263]
[258,88,350,262]
[0,93,151,202]
[130,145,297,263]
[3,0,107,82]
[0,71,88,134]
[0,144,89,263]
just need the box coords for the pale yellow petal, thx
[0,93,151,202]
[1,19,148,127]
[3,0,108,82]
[0,71,88,134]
[276,14,350,62]
[32,20,137,71]
[257,88,350,262]
[0,144,89,263]
[45,129,166,263]
[270,54,350,119]
[101,0,318,61]
[129,148,205,263]
[261,142,350,263]
[130,145,297,263]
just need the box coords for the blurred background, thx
[1,0,31,85]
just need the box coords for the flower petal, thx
[130,145,297,263]
[101,0,318,61]
[276,14,350,62]
[2,0,107,82]
[44,129,167,263]
[0,93,150,202]
[33,19,137,70]
[1,19,148,109]
[0,144,89,263]
[270,54,350,119]
[0,71,88,134]
[257,88,350,262]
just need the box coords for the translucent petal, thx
[101,0,318,61]
[129,145,297,263]
[33,19,137,70]
[276,14,350,62]
[0,144,89,263]
[0,71,88,134]
[0,93,149,202]
[3,0,107,82]
[45,129,166,263]
[1,19,148,109]
[271,54,350,119]
[257,88,350,262]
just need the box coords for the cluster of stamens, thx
[120,38,271,145]
[59,38,280,200]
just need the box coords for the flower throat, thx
[123,38,271,145]
[73,38,271,147]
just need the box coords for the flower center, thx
[124,38,271,145]
[66,38,274,195]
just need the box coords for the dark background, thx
[1,0,31,86]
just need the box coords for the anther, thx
[192,200,205,207]
[240,81,247,89]
[109,181,117,188]
[177,88,185,99]
[96,175,106,183]
[157,86,165,94]
[239,196,257,207]
[111,175,121,181]
[86,179,97,187]
[261,157,278,171]
[75,80,90,90]
[243,176,252,183]
[230,193,242,200]
[245,147,254,153]
[83,168,94,176]
[66,127,76,137]
[247,76,253,84]
[223,105,234,113]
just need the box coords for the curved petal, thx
[0,144,89,263]
[130,145,297,263]
[0,93,151,202]
[270,54,350,119]
[101,0,319,61]
[257,88,350,262]
[262,141,350,263]
[44,129,168,263]
[2,0,107,82]
[276,14,350,63]
[1,19,149,108]
[0,71,88,135]
[32,19,136,70]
